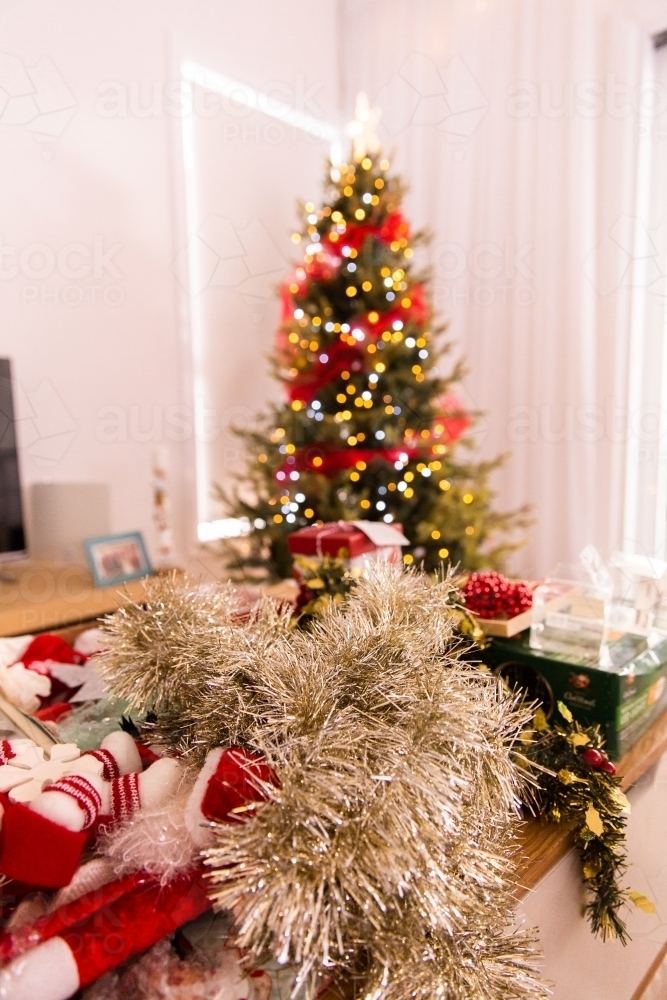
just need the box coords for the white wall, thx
[0,0,341,565]
[4,0,667,577]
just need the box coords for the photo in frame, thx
[84,531,152,588]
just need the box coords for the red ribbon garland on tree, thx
[283,285,429,404]
[275,398,470,482]
[286,341,364,404]
[277,445,411,480]
[274,209,470,483]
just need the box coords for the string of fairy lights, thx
[258,154,477,563]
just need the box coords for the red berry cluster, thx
[462,571,534,620]
[581,746,616,774]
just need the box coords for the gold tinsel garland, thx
[290,561,643,942]
[98,566,546,1000]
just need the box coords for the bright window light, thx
[181,60,341,542]
[197,518,251,541]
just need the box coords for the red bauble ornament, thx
[600,759,617,775]
[304,250,340,283]
[462,572,533,620]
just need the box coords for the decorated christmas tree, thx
[222,96,528,580]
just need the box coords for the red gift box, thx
[288,521,408,560]
[287,522,377,559]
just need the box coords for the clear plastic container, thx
[530,550,613,662]
[608,552,667,637]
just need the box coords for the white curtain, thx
[624,42,667,564]
[340,0,655,576]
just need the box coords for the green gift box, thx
[480,630,667,759]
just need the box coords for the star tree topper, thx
[345,91,381,162]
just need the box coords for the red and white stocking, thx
[0,867,211,1000]
[0,737,181,887]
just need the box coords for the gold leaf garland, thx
[519,704,634,943]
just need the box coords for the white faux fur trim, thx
[183,747,224,848]
[98,783,197,885]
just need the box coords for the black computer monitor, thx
[0,359,26,561]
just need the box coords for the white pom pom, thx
[73,628,106,656]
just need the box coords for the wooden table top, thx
[0,561,150,637]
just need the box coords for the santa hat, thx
[185,745,277,848]
[3,633,87,712]
[16,634,86,671]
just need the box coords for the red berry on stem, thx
[582,748,604,769]
[600,760,617,775]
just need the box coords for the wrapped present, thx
[481,629,667,759]
[287,520,408,565]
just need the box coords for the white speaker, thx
[28,483,111,563]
